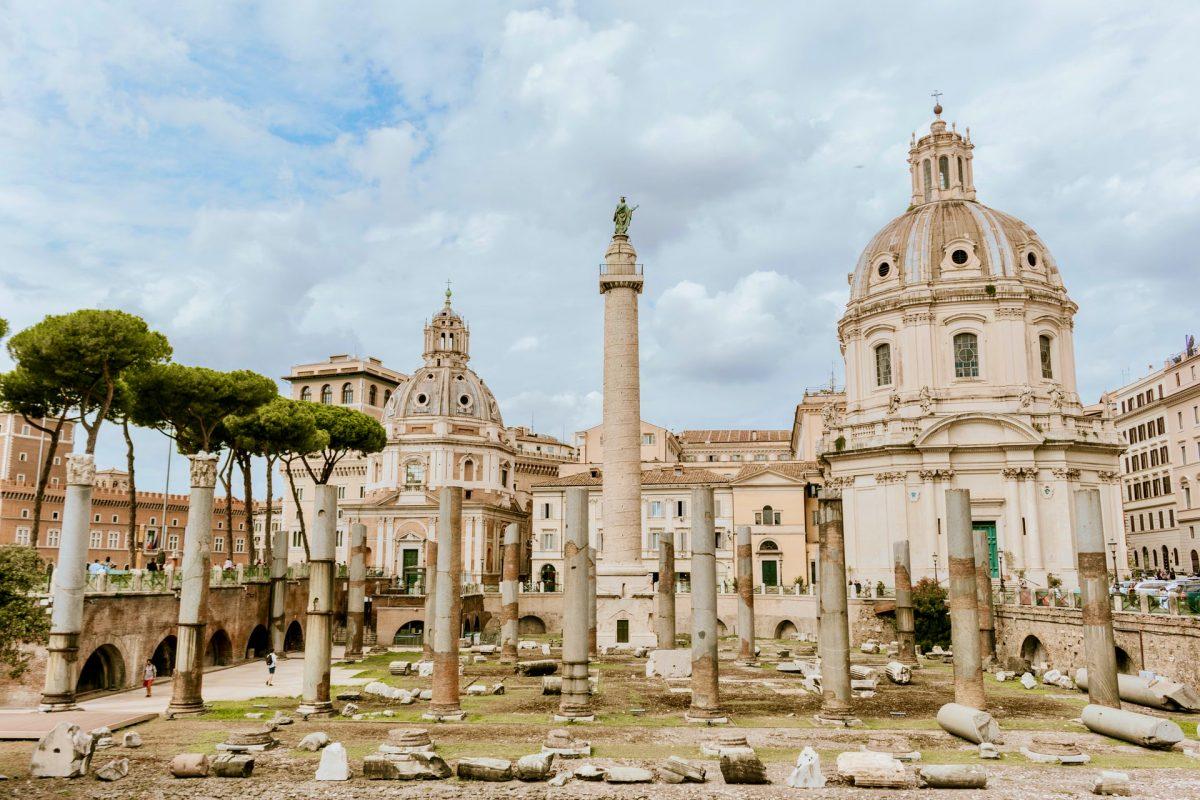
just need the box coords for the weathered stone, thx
[515,752,555,781]
[168,753,209,778]
[1081,704,1184,749]
[316,742,351,781]
[417,660,435,677]
[543,728,591,757]
[212,753,255,778]
[364,753,450,781]
[978,742,1001,759]
[700,733,750,757]
[657,756,705,784]
[95,758,129,782]
[836,751,911,788]
[269,712,294,726]
[335,691,362,701]
[849,665,874,680]
[884,662,912,685]
[573,764,605,781]
[466,684,488,696]
[548,770,572,786]
[937,702,1004,744]
[515,659,558,677]
[542,676,562,695]
[122,731,142,748]
[456,757,512,781]
[389,661,412,676]
[719,750,769,784]
[1021,672,1038,689]
[219,725,277,752]
[298,732,329,751]
[340,703,360,717]
[244,712,264,719]
[30,723,96,779]
[866,734,921,761]
[646,648,692,679]
[94,736,115,749]
[382,728,433,753]
[1091,770,1132,796]
[918,764,987,788]
[1043,669,1064,685]
[786,747,825,788]
[1021,737,1090,764]
[605,766,654,784]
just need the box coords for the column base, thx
[165,702,209,719]
[735,659,759,668]
[422,709,466,722]
[38,700,81,713]
[685,711,729,725]
[296,703,335,719]
[552,712,596,723]
[814,713,862,728]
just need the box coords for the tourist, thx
[87,559,104,575]
[147,560,158,572]
[103,556,114,572]
[223,557,234,571]
[142,659,157,697]
[265,650,277,686]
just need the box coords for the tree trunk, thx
[239,452,255,565]
[122,418,138,569]
[284,458,310,561]
[27,414,66,549]
[219,452,234,559]
[263,456,275,567]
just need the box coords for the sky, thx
[2,2,1198,497]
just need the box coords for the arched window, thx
[500,463,510,487]
[539,564,557,590]
[874,343,893,387]
[1192,550,1199,574]
[320,384,332,404]
[341,383,353,404]
[1172,547,1179,566]
[1039,334,1054,380]
[383,389,392,405]
[1132,549,1139,567]
[957,156,964,185]
[756,506,780,526]
[404,462,425,489]
[1183,481,1191,509]
[1143,546,1150,567]
[759,539,779,551]
[938,155,950,189]
[368,385,378,406]
[1152,548,1158,567]
[300,386,312,402]
[463,459,475,482]
[953,332,980,378]
[922,159,932,203]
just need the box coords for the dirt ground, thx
[2,641,1198,798]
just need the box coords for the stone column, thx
[422,534,437,660]
[892,540,918,665]
[1020,469,1044,572]
[596,230,654,646]
[735,525,756,665]
[1075,488,1120,709]
[656,538,676,649]
[270,526,288,656]
[426,486,465,721]
[165,452,219,717]
[39,454,96,711]
[297,484,337,718]
[587,546,598,657]
[972,525,997,662]
[946,489,985,710]
[499,522,520,664]
[558,488,594,720]
[687,486,727,723]
[817,496,854,723]
[344,522,366,660]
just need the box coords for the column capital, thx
[65,454,96,487]
[188,452,220,489]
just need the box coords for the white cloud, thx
[509,335,540,353]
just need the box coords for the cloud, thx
[509,335,540,353]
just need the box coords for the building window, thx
[291,530,303,548]
[320,384,332,404]
[168,534,179,551]
[337,485,346,499]
[20,508,29,519]
[642,433,655,445]
[649,501,664,518]
[90,531,102,549]
[539,502,553,520]
[540,531,556,551]
[1039,334,1054,379]
[341,383,353,404]
[874,343,892,386]
[368,385,378,406]
[17,452,26,462]
[755,505,781,526]
[953,332,980,378]
[672,499,687,517]
[500,464,510,487]
[922,159,932,203]
[938,155,950,189]
[384,389,392,405]
[47,529,60,547]
[15,527,30,545]
[404,463,425,488]
[300,386,312,402]
[214,536,224,553]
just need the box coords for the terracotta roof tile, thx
[679,429,791,444]
[533,466,729,488]
[731,462,820,482]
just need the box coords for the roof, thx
[533,466,728,489]
[731,462,820,482]
[679,429,790,444]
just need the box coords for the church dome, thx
[848,108,1064,303]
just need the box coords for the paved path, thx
[0,647,370,739]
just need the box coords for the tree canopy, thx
[0,545,50,678]
[912,577,951,651]
[5,310,171,454]
[300,403,386,484]
[127,364,277,454]
[224,397,327,462]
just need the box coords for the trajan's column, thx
[597,197,655,646]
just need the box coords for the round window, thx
[1026,251,1038,267]
[951,249,969,265]
[426,373,434,380]
[459,394,471,406]
[877,261,891,278]
[416,393,428,405]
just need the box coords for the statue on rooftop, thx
[613,196,638,236]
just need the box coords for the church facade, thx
[817,105,1126,591]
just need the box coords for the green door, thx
[616,619,629,644]
[761,559,778,587]
[402,549,419,589]
[973,522,998,578]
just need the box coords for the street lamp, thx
[1107,538,1118,581]
[997,551,1006,592]
[932,552,940,585]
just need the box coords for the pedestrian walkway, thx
[0,647,369,739]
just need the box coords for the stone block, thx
[389,661,412,675]
[605,766,654,783]
[646,648,691,679]
[340,703,359,717]
[786,747,825,788]
[1021,672,1038,689]
[573,764,605,781]
[515,752,555,781]
[316,742,351,781]
[978,743,1001,759]
[298,732,329,751]
[1092,770,1131,796]
[542,728,591,757]
[212,754,255,778]
[95,758,129,782]
[456,757,513,781]
[122,731,142,748]
[719,750,768,784]
[917,765,987,789]
[30,723,96,779]
[515,659,557,677]
[657,756,705,784]
[884,662,912,684]
[417,660,434,677]
[168,753,209,778]
[836,751,911,788]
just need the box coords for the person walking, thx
[265,650,277,686]
[142,659,157,697]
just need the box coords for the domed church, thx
[818,104,1125,591]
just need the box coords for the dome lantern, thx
[908,101,976,207]
[423,281,471,368]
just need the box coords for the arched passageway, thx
[77,644,125,694]
[518,615,547,635]
[151,635,177,678]
[394,620,423,645]
[245,625,269,659]
[774,620,798,639]
[1115,646,1135,674]
[284,620,304,652]
[1020,634,1048,667]
[205,629,233,667]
